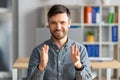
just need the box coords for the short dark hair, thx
[47,4,71,21]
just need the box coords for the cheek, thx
[49,27,56,33]
[49,25,55,30]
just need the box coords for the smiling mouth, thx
[56,31,61,34]
[54,30,62,34]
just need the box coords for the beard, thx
[50,29,68,40]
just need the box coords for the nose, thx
[56,23,61,30]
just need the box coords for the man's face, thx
[48,13,71,40]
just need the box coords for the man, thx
[27,4,92,80]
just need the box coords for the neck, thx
[52,36,68,49]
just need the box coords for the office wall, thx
[18,0,40,57]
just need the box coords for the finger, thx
[46,45,49,53]
[41,47,45,56]
[77,49,80,56]
[44,44,47,53]
[76,46,80,56]
[74,45,77,55]
[40,48,44,63]
[43,44,48,53]
[71,45,74,54]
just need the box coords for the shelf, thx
[101,23,118,26]
[83,42,99,45]
[84,24,100,26]
[0,8,9,13]
[101,42,119,45]
[71,23,82,26]
[0,12,12,20]
[101,4,120,7]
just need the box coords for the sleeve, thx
[75,46,92,80]
[26,47,45,80]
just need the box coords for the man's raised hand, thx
[39,44,49,71]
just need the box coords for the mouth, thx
[55,30,62,35]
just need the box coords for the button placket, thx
[57,55,62,77]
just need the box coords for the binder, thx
[112,25,118,42]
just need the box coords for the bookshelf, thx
[39,4,119,59]
[37,4,120,79]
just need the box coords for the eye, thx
[61,21,66,25]
[51,22,55,24]
[49,21,56,25]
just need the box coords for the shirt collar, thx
[48,37,72,48]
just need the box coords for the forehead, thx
[49,13,69,21]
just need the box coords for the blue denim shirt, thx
[27,38,92,80]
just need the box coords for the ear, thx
[48,22,50,28]
[68,19,72,28]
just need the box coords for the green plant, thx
[86,30,94,36]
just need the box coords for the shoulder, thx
[69,40,87,53]
[34,39,51,50]
[70,40,85,49]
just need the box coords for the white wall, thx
[18,0,41,57]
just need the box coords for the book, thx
[84,7,88,23]
[84,6,92,24]
[92,7,100,23]
[94,45,99,57]
[70,25,80,28]
[87,6,92,24]
[85,45,99,57]
[108,7,115,23]
[95,7,100,23]
[112,25,118,42]
[92,7,96,23]
[108,13,114,23]
[85,45,92,57]
[113,13,118,23]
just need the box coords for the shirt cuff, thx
[75,63,84,71]
[36,67,45,79]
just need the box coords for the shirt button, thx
[59,73,61,76]
[57,50,59,52]
[58,61,61,64]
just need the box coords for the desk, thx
[12,57,120,80]
[90,60,120,80]
[12,58,29,80]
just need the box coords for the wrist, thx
[75,62,84,71]
[38,64,45,71]
[75,62,82,68]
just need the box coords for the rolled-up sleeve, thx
[75,46,92,80]
[27,47,45,80]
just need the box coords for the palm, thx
[70,45,80,66]
[40,45,49,69]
